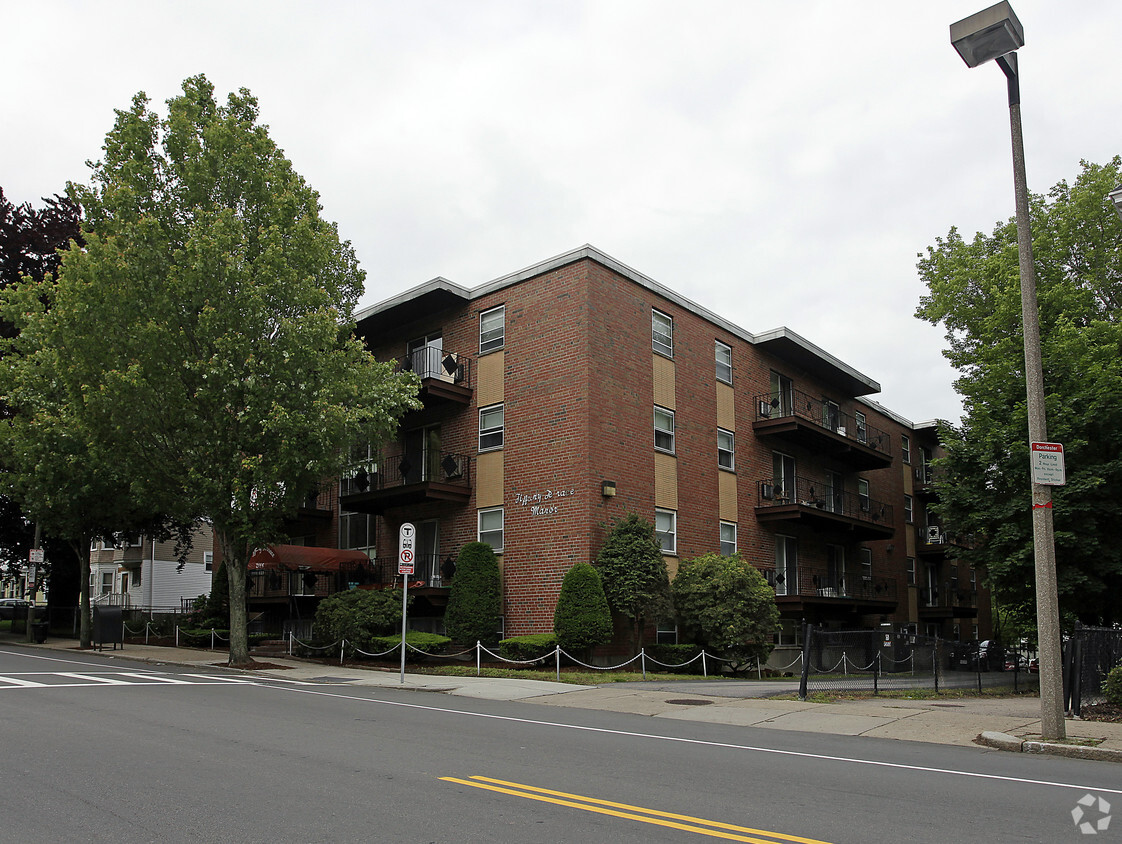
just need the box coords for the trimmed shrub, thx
[368,630,452,662]
[498,633,557,663]
[553,562,613,654]
[595,513,670,651]
[444,542,501,645]
[314,588,407,650]
[1104,665,1122,704]
[645,643,705,674]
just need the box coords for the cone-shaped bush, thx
[444,541,501,645]
[553,562,613,654]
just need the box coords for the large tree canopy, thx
[0,75,420,662]
[916,157,1122,627]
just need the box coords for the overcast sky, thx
[4,1,1119,425]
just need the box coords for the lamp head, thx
[951,1,1024,68]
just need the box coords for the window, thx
[480,305,505,353]
[904,495,914,523]
[203,551,214,572]
[654,406,675,453]
[860,547,872,582]
[478,507,504,551]
[715,340,732,384]
[772,451,795,500]
[768,371,794,417]
[719,521,737,556]
[901,434,911,464]
[479,404,504,451]
[857,478,870,512]
[906,557,916,586]
[132,565,142,587]
[656,620,678,645]
[340,511,374,551]
[854,410,867,443]
[969,567,977,592]
[100,572,114,595]
[652,309,673,357]
[655,508,677,554]
[717,428,735,470]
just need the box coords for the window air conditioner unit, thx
[759,400,772,418]
[761,483,775,500]
[927,526,944,543]
[836,426,847,437]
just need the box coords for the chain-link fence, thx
[798,625,1039,698]
[1065,624,1122,715]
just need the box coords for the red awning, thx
[248,545,371,573]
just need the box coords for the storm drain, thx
[664,699,714,706]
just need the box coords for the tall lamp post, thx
[950,1,1065,740]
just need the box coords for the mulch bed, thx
[1079,703,1122,722]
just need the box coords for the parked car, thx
[948,639,1006,671]
[0,598,32,621]
[1028,657,1039,673]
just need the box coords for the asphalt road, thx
[1,645,1118,843]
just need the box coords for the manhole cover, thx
[665,699,714,706]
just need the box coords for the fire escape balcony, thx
[918,583,979,619]
[339,449,472,514]
[757,562,898,612]
[398,347,472,405]
[917,528,975,557]
[755,476,895,541]
[753,389,893,471]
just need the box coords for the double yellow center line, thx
[440,775,833,844]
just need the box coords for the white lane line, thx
[117,673,193,684]
[0,676,47,687]
[56,672,131,685]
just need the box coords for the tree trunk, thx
[77,540,91,648]
[220,530,254,667]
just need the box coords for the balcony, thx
[399,347,472,405]
[917,528,974,557]
[753,389,892,471]
[339,448,472,514]
[285,485,334,535]
[918,583,979,619]
[755,476,895,541]
[758,563,897,612]
[913,464,942,499]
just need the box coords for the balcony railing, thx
[754,388,891,456]
[398,347,472,402]
[757,563,897,603]
[340,448,472,513]
[756,475,894,538]
[919,583,978,611]
[918,528,975,553]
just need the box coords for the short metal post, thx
[555,646,561,682]
[702,650,707,678]
[641,648,647,680]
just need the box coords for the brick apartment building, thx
[296,245,987,647]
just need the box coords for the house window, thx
[132,565,142,587]
[769,371,794,417]
[480,305,505,354]
[906,557,916,586]
[854,410,867,444]
[656,620,678,645]
[970,567,977,592]
[715,340,732,384]
[654,406,675,453]
[100,572,114,595]
[858,478,870,512]
[904,495,913,523]
[860,547,872,582]
[719,521,737,556]
[717,428,735,470]
[901,434,911,464]
[772,451,796,500]
[340,511,374,552]
[652,309,673,357]
[479,404,504,451]
[655,508,677,554]
[478,507,504,551]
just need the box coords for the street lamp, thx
[950,2,1065,741]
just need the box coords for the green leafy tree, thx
[314,588,405,650]
[671,552,778,670]
[916,157,1122,626]
[444,542,501,646]
[0,76,420,664]
[552,562,612,656]
[595,513,670,652]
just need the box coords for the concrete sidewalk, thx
[7,636,1122,762]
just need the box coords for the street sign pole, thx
[398,523,416,684]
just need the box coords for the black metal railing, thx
[757,563,897,602]
[919,528,975,551]
[919,583,978,610]
[398,346,471,390]
[757,475,894,527]
[342,448,471,495]
[754,388,891,453]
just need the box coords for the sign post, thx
[398,523,415,683]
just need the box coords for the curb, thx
[977,730,1122,763]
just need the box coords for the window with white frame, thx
[719,521,737,556]
[715,340,732,384]
[854,410,867,443]
[904,494,913,523]
[340,511,375,552]
[655,508,677,554]
[480,305,505,354]
[858,478,870,512]
[775,535,797,596]
[203,551,214,572]
[652,309,673,357]
[656,620,678,645]
[901,434,911,464]
[860,547,872,582]
[479,404,504,451]
[717,428,735,470]
[906,556,915,586]
[478,507,504,551]
[654,406,675,453]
